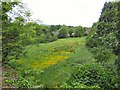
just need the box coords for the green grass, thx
[15,37,95,87]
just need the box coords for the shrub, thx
[91,46,115,63]
[16,77,31,88]
[67,63,117,89]
[59,82,101,88]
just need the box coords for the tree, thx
[2,2,32,64]
[74,26,85,37]
[86,2,118,52]
[58,25,69,38]
[50,25,62,32]
[68,28,74,37]
[86,1,120,88]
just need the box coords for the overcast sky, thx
[22,0,114,27]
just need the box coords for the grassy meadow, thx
[10,37,95,87]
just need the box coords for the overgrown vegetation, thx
[85,1,120,89]
[2,0,120,89]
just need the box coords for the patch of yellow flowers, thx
[32,55,68,69]
[31,39,84,69]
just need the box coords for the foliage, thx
[2,2,33,64]
[57,25,86,38]
[115,1,120,87]
[59,82,101,88]
[49,25,62,32]
[74,26,85,37]
[86,2,119,54]
[67,63,117,89]
[91,46,115,63]
[68,28,74,37]
[58,25,69,38]
[26,23,58,43]
[16,77,31,88]
[86,23,97,46]
[85,2,120,88]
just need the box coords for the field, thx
[3,1,119,88]
[11,37,95,87]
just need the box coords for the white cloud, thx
[22,0,114,27]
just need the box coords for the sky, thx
[22,0,114,27]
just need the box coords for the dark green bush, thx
[67,63,117,89]
[91,46,115,63]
